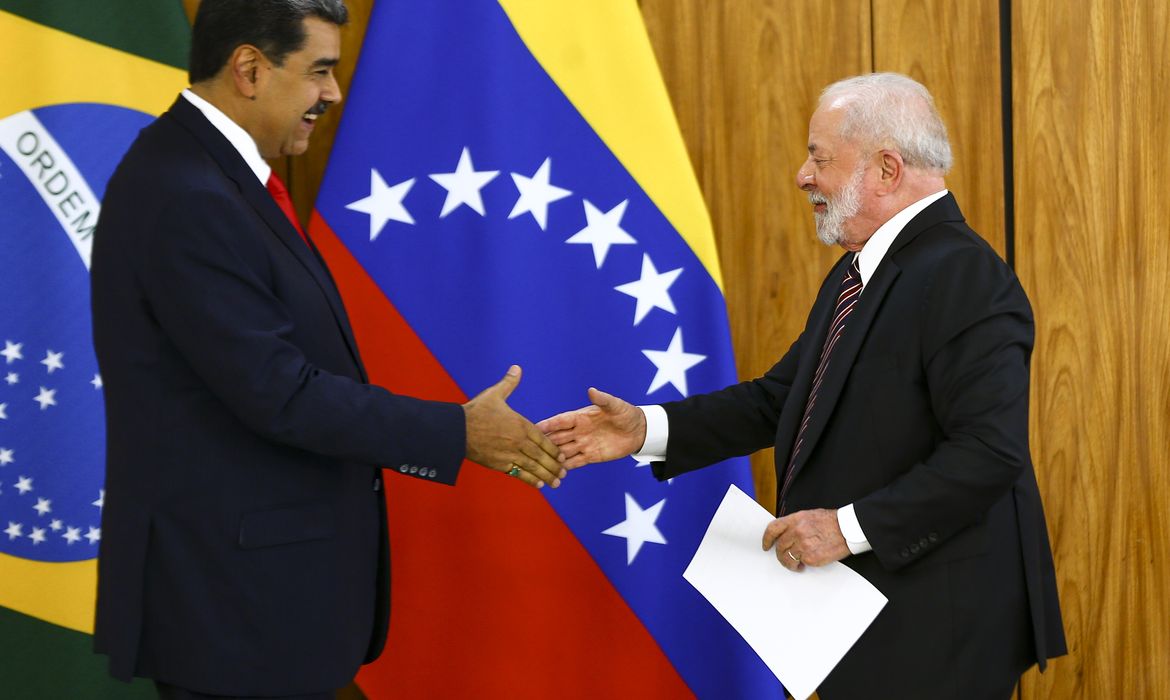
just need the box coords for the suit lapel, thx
[167,98,367,379]
[787,259,902,480]
[772,255,853,467]
[783,193,965,482]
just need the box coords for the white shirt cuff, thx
[633,405,668,461]
[837,503,872,555]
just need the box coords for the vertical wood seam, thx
[1000,0,1016,270]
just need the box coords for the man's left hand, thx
[761,509,851,572]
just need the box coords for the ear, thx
[227,44,265,100]
[877,150,904,195]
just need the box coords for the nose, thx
[324,74,343,105]
[796,159,815,191]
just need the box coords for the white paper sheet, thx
[683,485,888,700]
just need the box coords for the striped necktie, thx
[779,255,863,514]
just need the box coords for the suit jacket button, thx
[919,537,929,548]
[399,465,409,473]
[409,465,419,474]
[909,544,920,554]
[928,532,939,542]
[900,548,910,558]
[373,477,382,492]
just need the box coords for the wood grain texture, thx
[872,0,1006,257]
[1013,0,1170,697]
[640,0,872,512]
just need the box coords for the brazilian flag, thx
[0,2,189,696]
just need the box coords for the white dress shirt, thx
[181,88,270,185]
[636,189,949,555]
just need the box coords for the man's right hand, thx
[463,365,565,489]
[536,388,647,470]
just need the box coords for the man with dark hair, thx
[540,73,1065,699]
[91,1,563,697]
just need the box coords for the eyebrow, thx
[310,57,340,69]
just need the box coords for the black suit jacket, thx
[656,195,1065,698]
[90,96,466,695]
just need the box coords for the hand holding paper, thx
[761,508,852,571]
[684,485,887,700]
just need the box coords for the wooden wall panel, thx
[640,0,871,510]
[872,0,1006,257]
[1013,0,1170,697]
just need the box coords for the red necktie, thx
[778,255,863,514]
[265,171,311,248]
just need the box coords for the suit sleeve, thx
[138,187,465,480]
[651,331,805,480]
[855,246,1034,570]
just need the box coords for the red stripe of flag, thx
[309,211,696,698]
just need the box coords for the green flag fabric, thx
[0,2,189,696]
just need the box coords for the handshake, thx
[462,364,644,489]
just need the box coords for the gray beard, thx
[812,165,865,246]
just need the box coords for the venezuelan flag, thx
[310,2,781,697]
[0,2,187,696]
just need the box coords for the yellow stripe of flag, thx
[496,0,724,291]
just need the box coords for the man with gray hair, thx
[91,1,564,698]
[540,72,1066,698]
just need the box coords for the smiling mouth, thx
[302,102,328,125]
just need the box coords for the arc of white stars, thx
[33,498,52,516]
[566,199,637,268]
[63,527,81,545]
[34,387,57,410]
[49,519,63,532]
[429,147,499,218]
[4,522,22,540]
[508,157,572,230]
[85,526,101,545]
[93,489,105,510]
[615,254,683,325]
[91,374,103,390]
[0,447,13,466]
[602,493,668,564]
[41,349,64,374]
[5,372,17,385]
[29,527,46,545]
[642,328,706,397]
[0,403,8,420]
[1,341,22,364]
[346,168,415,240]
[15,476,33,495]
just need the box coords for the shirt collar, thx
[181,88,271,185]
[854,189,948,287]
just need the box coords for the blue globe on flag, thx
[0,103,153,564]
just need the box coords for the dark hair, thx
[189,0,348,83]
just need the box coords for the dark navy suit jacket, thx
[655,195,1066,698]
[91,96,465,695]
